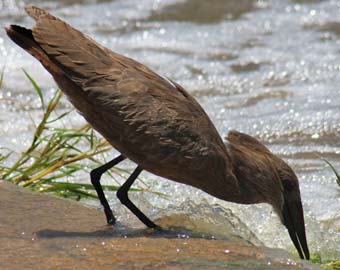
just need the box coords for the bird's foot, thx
[143,224,163,236]
[104,208,116,225]
[152,224,163,231]
[146,222,163,232]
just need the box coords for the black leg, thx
[117,166,157,228]
[90,155,126,225]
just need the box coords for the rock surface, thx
[0,181,319,270]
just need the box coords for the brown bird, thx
[6,6,309,260]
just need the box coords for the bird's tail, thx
[5,25,61,76]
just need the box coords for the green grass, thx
[0,70,162,201]
[314,157,340,269]
[310,253,340,270]
[322,157,340,188]
[0,66,4,89]
[321,157,340,232]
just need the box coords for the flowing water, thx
[1,0,340,258]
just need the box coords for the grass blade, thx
[0,66,4,89]
[47,110,72,123]
[321,158,340,187]
[22,68,45,110]
[2,81,163,201]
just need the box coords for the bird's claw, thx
[104,209,116,225]
[152,224,163,231]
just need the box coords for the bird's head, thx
[276,162,310,260]
[226,131,310,260]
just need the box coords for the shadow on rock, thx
[36,223,222,241]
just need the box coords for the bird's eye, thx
[282,178,295,191]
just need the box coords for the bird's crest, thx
[25,6,56,21]
[226,130,271,154]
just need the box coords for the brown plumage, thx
[6,6,309,260]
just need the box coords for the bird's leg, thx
[90,155,126,225]
[117,166,157,228]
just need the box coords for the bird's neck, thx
[222,142,277,205]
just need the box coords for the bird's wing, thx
[85,68,227,168]
[25,6,115,81]
[24,6,233,183]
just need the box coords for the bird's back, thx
[7,6,236,192]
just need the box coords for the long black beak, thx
[282,198,310,260]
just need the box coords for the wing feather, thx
[20,6,233,185]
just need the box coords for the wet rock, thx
[0,181,318,270]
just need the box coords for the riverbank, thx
[0,181,318,270]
